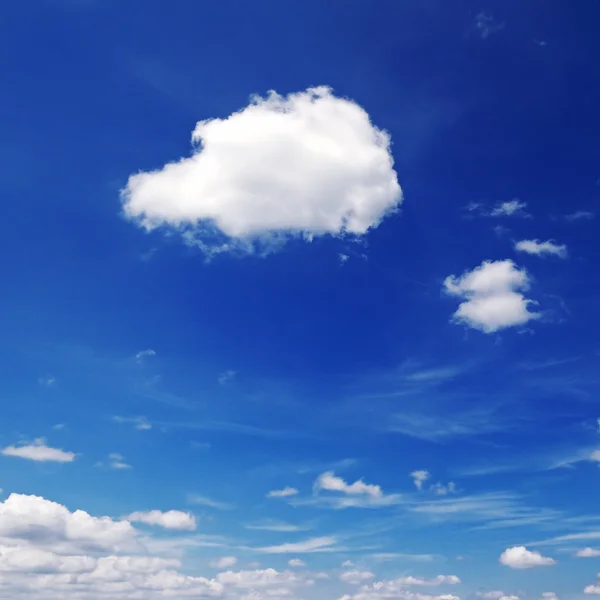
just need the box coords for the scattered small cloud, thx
[113,415,152,430]
[431,481,457,496]
[340,569,376,584]
[288,558,306,568]
[339,253,350,264]
[245,520,309,533]
[255,536,338,554]
[127,509,197,531]
[515,239,567,259]
[135,349,156,364]
[565,210,594,222]
[121,86,402,257]
[411,470,430,490]
[585,586,600,595]
[210,556,238,569]
[499,546,556,569]
[267,487,299,499]
[308,471,402,509]
[52,423,66,431]
[1,438,76,463]
[188,494,235,510]
[38,376,56,387]
[218,370,237,385]
[392,575,461,586]
[444,259,539,333]
[475,12,506,39]
[576,548,600,558]
[467,200,529,218]
[107,453,132,470]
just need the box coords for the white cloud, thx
[342,560,356,568]
[393,576,461,586]
[491,200,528,217]
[38,376,56,387]
[218,370,237,385]
[310,472,401,509]
[188,494,234,510]
[515,239,567,258]
[245,520,308,532]
[107,453,132,470]
[126,510,196,531]
[267,487,299,498]
[541,593,558,600]
[444,260,539,333]
[210,556,238,569]
[411,470,430,490]
[0,493,138,554]
[288,558,306,568]
[431,482,456,496]
[585,586,600,595]
[475,12,505,39]
[256,536,338,554]
[113,415,152,430]
[341,578,461,600]
[1,439,75,463]
[135,348,156,363]
[315,472,381,497]
[499,546,556,569]
[565,210,594,222]
[478,592,505,599]
[576,548,600,557]
[340,569,376,584]
[121,86,402,256]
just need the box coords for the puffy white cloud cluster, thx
[514,239,567,258]
[444,260,539,333]
[0,493,317,600]
[499,546,556,569]
[121,86,402,256]
[339,575,461,600]
[126,509,197,531]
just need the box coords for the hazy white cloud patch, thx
[444,260,539,333]
[256,536,338,554]
[475,12,505,38]
[499,546,556,569]
[38,375,56,387]
[135,348,156,363]
[126,509,196,531]
[288,558,306,568]
[188,494,235,510]
[411,470,430,490]
[576,547,600,557]
[113,415,152,430]
[515,239,567,258]
[1,438,76,463]
[121,86,402,256]
[218,370,237,385]
[340,569,376,584]
[308,471,401,509]
[96,453,132,470]
[467,200,529,218]
[585,586,600,595]
[267,487,299,499]
[565,210,594,222]
[210,556,238,569]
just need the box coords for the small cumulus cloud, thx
[121,86,402,257]
[96,453,132,470]
[210,556,238,569]
[515,239,567,259]
[1,438,76,463]
[444,259,539,333]
[576,548,600,558]
[288,558,306,568]
[135,349,156,364]
[499,546,556,569]
[126,509,196,531]
[411,470,430,490]
[340,569,375,584]
[267,487,299,498]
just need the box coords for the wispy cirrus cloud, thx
[254,536,339,554]
[188,494,235,510]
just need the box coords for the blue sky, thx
[1,0,600,599]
